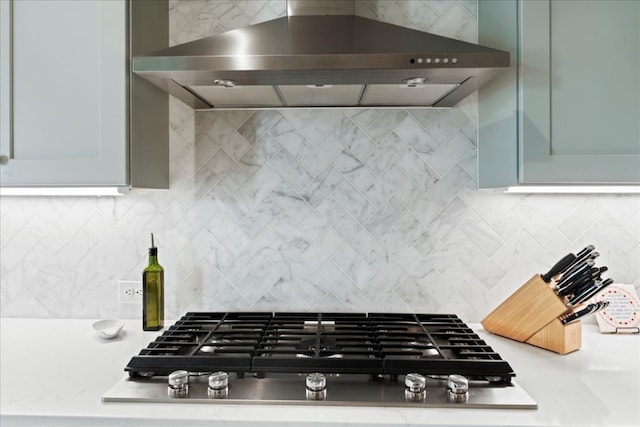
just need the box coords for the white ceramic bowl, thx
[92,319,125,339]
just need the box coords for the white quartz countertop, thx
[1,318,638,427]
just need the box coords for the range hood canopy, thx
[134,0,510,109]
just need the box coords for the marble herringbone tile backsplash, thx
[1,1,639,321]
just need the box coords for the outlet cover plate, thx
[118,280,143,304]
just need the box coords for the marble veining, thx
[0,1,639,322]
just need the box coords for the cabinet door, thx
[520,0,640,184]
[479,0,640,187]
[0,0,127,186]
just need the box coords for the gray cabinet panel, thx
[479,0,640,187]
[0,0,128,186]
[0,0,170,189]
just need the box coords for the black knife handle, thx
[561,304,596,324]
[556,259,596,291]
[568,278,613,306]
[541,253,577,283]
[559,275,593,297]
[571,245,596,267]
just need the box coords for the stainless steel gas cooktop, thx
[102,312,537,409]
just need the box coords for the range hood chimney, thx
[133,0,509,109]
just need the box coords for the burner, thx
[297,336,338,353]
[292,336,350,359]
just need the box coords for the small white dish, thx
[92,319,125,339]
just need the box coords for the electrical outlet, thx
[118,280,143,304]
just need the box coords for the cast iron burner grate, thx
[125,312,515,383]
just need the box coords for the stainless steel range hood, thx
[133,0,510,109]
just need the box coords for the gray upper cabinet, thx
[478,0,640,188]
[0,0,169,189]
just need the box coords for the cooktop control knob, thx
[208,371,229,399]
[447,374,469,403]
[305,373,327,400]
[404,373,426,402]
[168,370,189,398]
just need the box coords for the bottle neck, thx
[148,248,158,264]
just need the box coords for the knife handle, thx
[561,304,595,324]
[541,253,577,283]
[570,245,596,268]
[568,278,613,306]
[556,259,595,291]
[559,275,593,297]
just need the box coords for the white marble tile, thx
[237,166,282,210]
[458,213,505,257]
[301,110,344,143]
[306,260,348,293]
[83,214,128,255]
[427,130,475,176]
[269,116,314,160]
[426,196,469,241]
[424,106,469,144]
[462,244,506,288]
[392,0,440,30]
[558,197,606,242]
[262,276,326,311]
[220,110,253,129]
[399,183,441,227]
[424,228,471,274]
[268,148,314,193]
[602,194,640,226]
[364,196,407,240]
[174,132,221,178]
[327,276,367,311]
[332,149,377,192]
[361,109,408,143]
[348,109,377,128]
[362,131,407,176]
[486,197,538,242]
[360,261,408,305]
[427,164,472,207]
[378,1,417,30]
[204,181,250,224]
[587,212,639,259]
[388,213,436,255]
[491,229,538,275]
[315,198,377,256]
[209,116,253,162]
[524,213,574,259]
[428,2,475,41]
[205,215,251,256]
[237,110,281,145]
[280,108,314,129]
[174,164,220,209]
[395,274,441,312]
[393,115,440,158]
[238,133,282,174]
[267,182,315,225]
[330,244,375,289]
[525,194,587,227]
[301,166,344,208]
[300,133,345,178]
[363,164,411,208]
[207,149,252,192]
[332,116,377,160]
[237,258,293,305]
[395,149,439,192]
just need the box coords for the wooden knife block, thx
[481,275,581,354]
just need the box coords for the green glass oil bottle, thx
[143,233,164,331]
